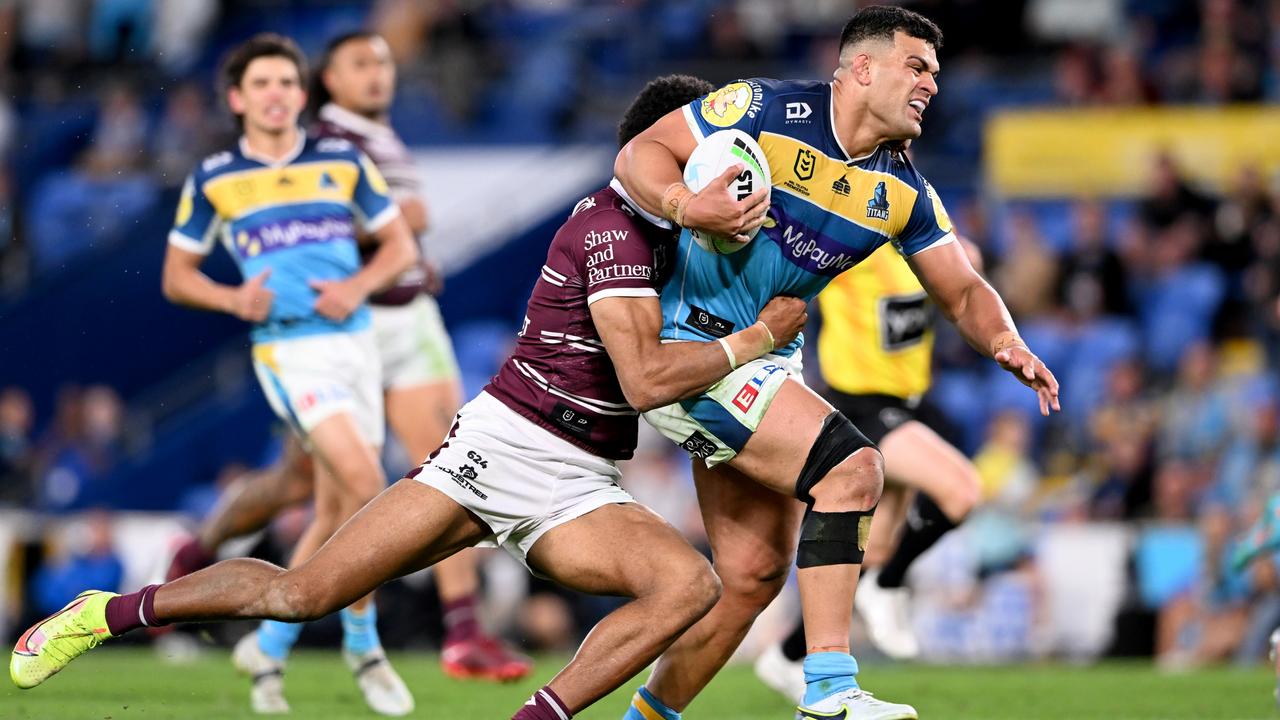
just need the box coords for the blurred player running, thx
[10,75,810,720]
[754,238,986,702]
[156,34,417,715]
[615,7,1059,719]
[164,30,532,684]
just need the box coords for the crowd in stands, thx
[3,0,1280,663]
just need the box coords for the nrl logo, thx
[794,148,816,181]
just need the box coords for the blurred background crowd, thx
[3,0,1280,669]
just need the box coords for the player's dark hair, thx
[307,30,383,119]
[839,5,943,52]
[617,74,715,149]
[219,34,308,128]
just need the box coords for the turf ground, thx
[2,647,1275,719]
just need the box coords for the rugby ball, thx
[682,129,771,255]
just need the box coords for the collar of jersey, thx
[318,102,396,141]
[609,177,672,230]
[238,131,306,168]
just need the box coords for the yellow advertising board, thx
[985,106,1280,197]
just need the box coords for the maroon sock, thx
[442,594,480,645]
[104,584,163,636]
[168,538,216,581]
[512,686,572,720]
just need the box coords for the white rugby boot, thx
[795,687,918,720]
[754,642,806,704]
[854,570,920,660]
[231,632,289,714]
[344,647,415,717]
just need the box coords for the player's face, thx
[325,37,396,116]
[871,32,939,141]
[229,56,306,135]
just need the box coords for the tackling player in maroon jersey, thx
[12,75,808,720]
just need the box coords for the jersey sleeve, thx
[580,212,659,306]
[351,151,401,232]
[894,177,956,256]
[681,79,768,142]
[168,173,221,255]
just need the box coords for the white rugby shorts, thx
[252,330,385,447]
[371,294,461,391]
[644,350,804,467]
[409,391,634,565]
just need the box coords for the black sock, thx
[780,619,808,662]
[877,494,956,589]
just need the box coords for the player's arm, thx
[614,109,768,244]
[398,196,428,235]
[311,152,417,321]
[161,245,273,322]
[590,295,806,412]
[162,172,273,321]
[311,214,416,321]
[908,241,1060,415]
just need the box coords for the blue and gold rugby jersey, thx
[168,134,399,343]
[660,78,955,357]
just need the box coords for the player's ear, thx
[852,52,874,86]
[227,86,245,115]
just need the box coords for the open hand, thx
[995,345,1061,416]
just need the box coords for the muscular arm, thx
[909,240,1060,414]
[590,295,784,413]
[907,240,1011,358]
[614,110,698,219]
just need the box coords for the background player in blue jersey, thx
[616,6,1060,720]
[161,34,418,715]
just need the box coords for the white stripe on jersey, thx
[510,359,636,415]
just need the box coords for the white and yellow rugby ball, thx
[682,129,771,255]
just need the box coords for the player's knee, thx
[674,557,722,620]
[268,573,341,622]
[714,550,791,611]
[938,465,981,522]
[807,448,883,512]
[795,412,882,512]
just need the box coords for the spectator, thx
[31,510,125,615]
[0,386,35,505]
[1056,198,1132,318]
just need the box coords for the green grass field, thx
[2,648,1275,719]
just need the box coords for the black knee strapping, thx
[796,508,875,567]
[794,412,876,505]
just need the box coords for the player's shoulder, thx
[191,145,252,183]
[557,187,656,250]
[868,145,931,192]
[302,135,363,162]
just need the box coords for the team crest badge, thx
[794,148,816,181]
[866,181,890,220]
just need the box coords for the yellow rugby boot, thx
[10,590,116,689]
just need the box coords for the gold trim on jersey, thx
[758,132,919,239]
[202,161,361,220]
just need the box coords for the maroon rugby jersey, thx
[485,181,676,460]
[310,102,427,305]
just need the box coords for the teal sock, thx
[802,651,859,706]
[623,686,680,720]
[341,604,381,655]
[256,620,303,662]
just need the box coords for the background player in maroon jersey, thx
[18,75,808,720]
[164,30,532,684]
